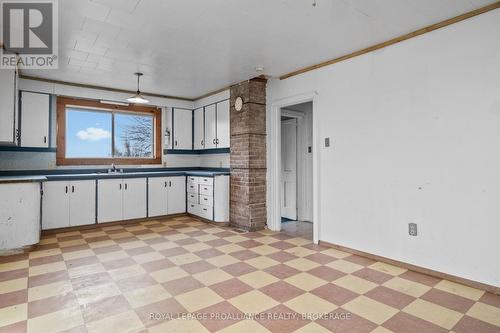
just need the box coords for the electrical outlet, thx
[409,223,418,236]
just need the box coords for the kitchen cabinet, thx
[204,104,217,149]
[20,91,50,148]
[98,178,147,223]
[193,107,204,150]
[0,68,18,145]
[173,108,192,149]
[216,100,230,148]
[148,176,186,217]
[187,175,229,223]
[42,180,96,229]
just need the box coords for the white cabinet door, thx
[123,178,147,220]
[20,92,50,148]
[69,180,96,227]
[0,69,17,144]
[205,104,217,149]
[193,107,204,150]
[148,177,168,217]
[216,100,230,148]
[167,176,186,214]
[173,108,192,149]
[42,181,70,230]
[97,179,123,223]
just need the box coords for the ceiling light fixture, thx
[127,72,149,104]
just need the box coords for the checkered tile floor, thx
[1,216,499,333]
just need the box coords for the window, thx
[57,97,161,165]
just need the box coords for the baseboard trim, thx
[319,240,500,295]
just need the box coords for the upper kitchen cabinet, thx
[0,68,18,145]
[172,108,193,149]
[20,91,50,148]
[193,107,204,150]
[204,100,230,150]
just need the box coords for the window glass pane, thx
[114,112,154,158]
[66,108,112,158]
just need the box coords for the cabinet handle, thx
[65,186,68,193]
[71,186,75,193]
[216,138,219,144]
[174,140,178,146]
[43,136,47,144]
[164,181,167,188]
[204,198,208,201]
[119,183,122,190]
[203,208,207,211]
[125,183,127,190]
[201,140,204,146]
[213,139,216,144]
[169,181,172,187]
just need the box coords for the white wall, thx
[267,9,500,287]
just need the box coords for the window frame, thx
[56,97,162,166]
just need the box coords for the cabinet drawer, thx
[187,176,199,184]
[199,194,213,206]
[199,177,213,186]
[187,202,200,215]
[187,192,198,204]
[187,183,198,194]
[198,204,213,220]
[199,185,213,196]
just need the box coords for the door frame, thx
[280,116,299,220]
[269,91,319,244]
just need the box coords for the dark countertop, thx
[0,168,230,182]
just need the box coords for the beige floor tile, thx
[371,327,395,333]
[118,240,147,250]
[68,263,106,279]
[285,246,316,258]
[0,260,28,273]
[164,233,189,241]
[285,238,311,246]
[253,236,281,244]
[124,284,171,308]
[62,249,95,261]
[59,239,87,248]
[224,235,248,243]
[38,237,57,245]
[320,248,350,259]
[466,302,500,326]
[218,319,271,333]
[369,262,407,276]
[108,264,146,281]
[238,271,279,289]
[175,287,223,312]
[149,318,210,333]
[108,232,135,240]
[285,258,320,271]
[383,277,431,297]
[251,245,280,256]
[56,230,81,237]
[217,243,246,254]
[27,305,83,333]
[334,275,377,294]
[183,242,211,253]
[206,254,239,267]
[194,234,218,242]
[86,310,144,333]
[150,266,188,283]
[327,259,363,274]
[343,296,399,325]
[0,303,27,327]
[132,251,164,264]
[28,248,62,259]
[229,290,279,313]
[193,268,233,286]
[285,293,337,314]
[150,241,178,251]
[75,282,121,306]
[96,250,129,263]
[403,299,463,329]
[285,272,327,291]
[434,280,485,301]
[88,239,116,249]
[28,261,66,276]
[0,277,27,294]
[245,256,279,270]
[168,252,201,266]
[293,322,333,333]
[28,280,73,302]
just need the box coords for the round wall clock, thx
[234,96,243,111]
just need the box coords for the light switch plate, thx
[409,223,418,236]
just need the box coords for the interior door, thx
[42,181,70,229]
[204,104,217,149]
[167,176,186,214]
[69,180,96,226]
[0,69,16,144]
[148,177,168,217]
[122,178,147,220]
[20,91,50,148]
[193,107,204,150]
[97,179,123,223]
[281,118,297,220]
[173,108,193,149]
[216,100,230,148]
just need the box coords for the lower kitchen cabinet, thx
[98,178,147,223]
[42,180,96,230]
[187,175,229,223]
[148,176,186,217]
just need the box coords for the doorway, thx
[280,102,313,240]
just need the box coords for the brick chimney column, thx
[229,77,267,231]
